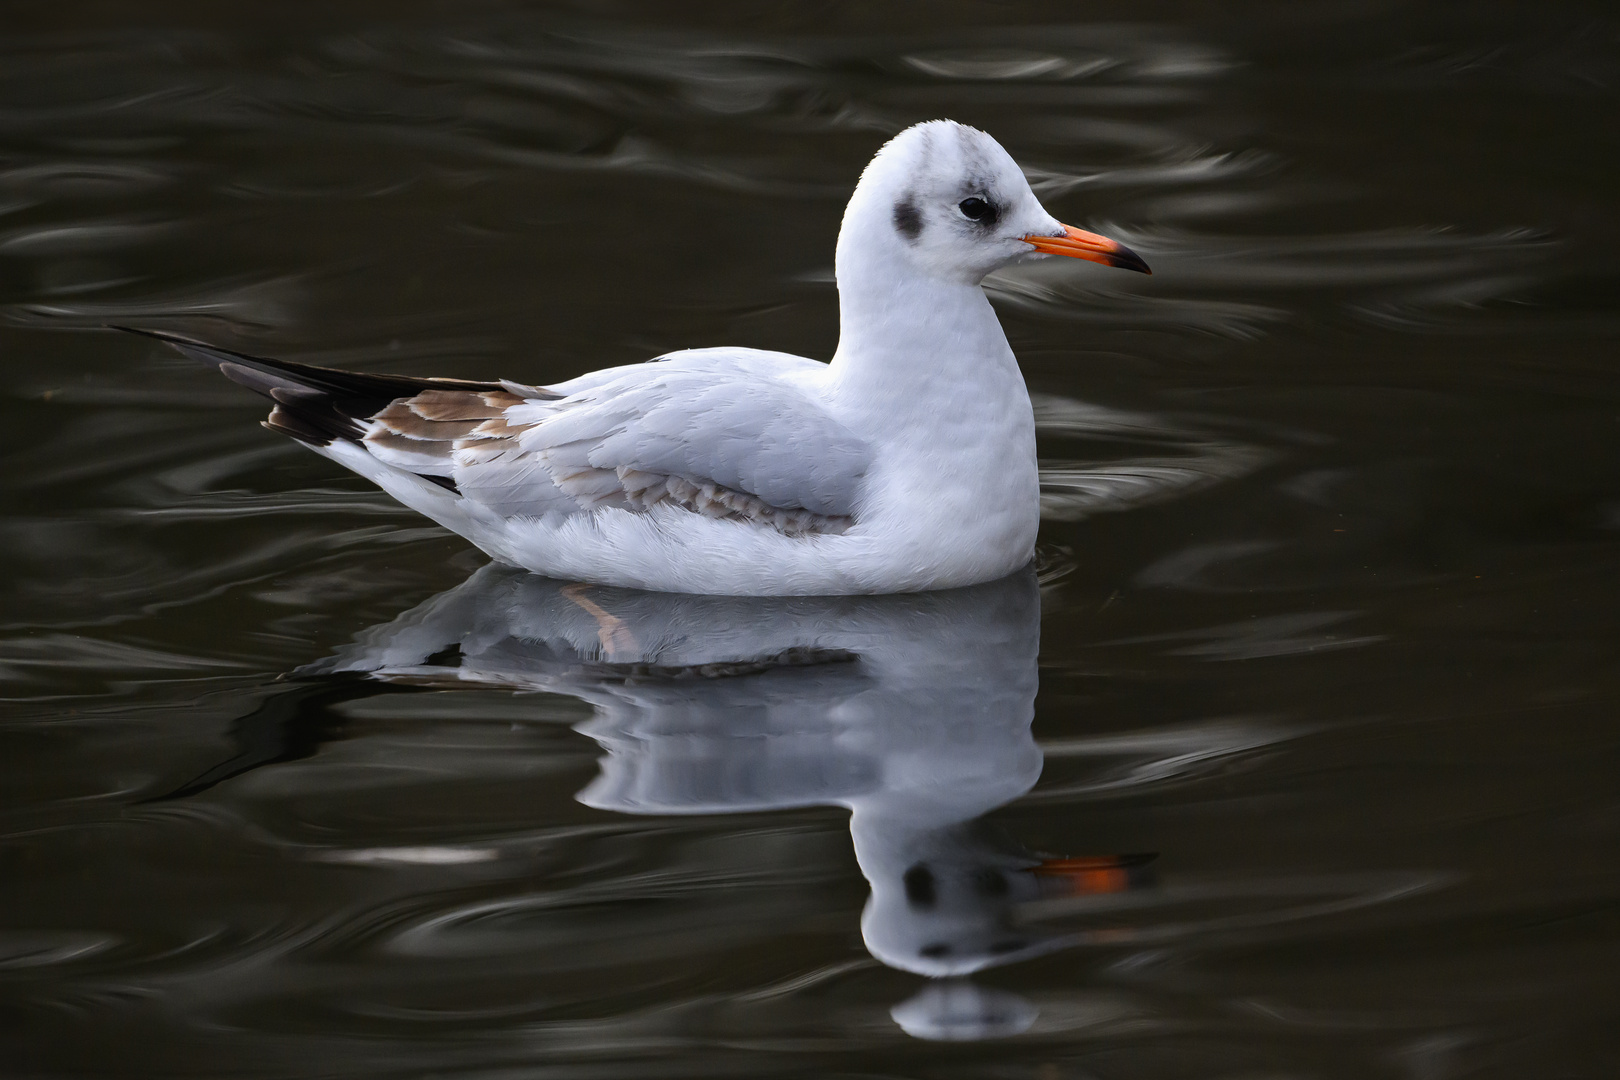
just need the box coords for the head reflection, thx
[321,563,1143,1040]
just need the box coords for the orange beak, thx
[1023,224,1151,274]
[1032,853,1156,896]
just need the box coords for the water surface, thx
[4,3,1620,1077]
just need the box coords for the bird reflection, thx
[304,562,1151,1040]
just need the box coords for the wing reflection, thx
[312,562,1151,1039]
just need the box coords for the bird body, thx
[314,562,1052,981]
[136,119,1147,595]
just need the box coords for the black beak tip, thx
[1110,245,1152,275]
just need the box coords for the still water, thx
[3,3,1619,1076]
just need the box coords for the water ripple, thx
[1034,393,1272,520]
[0,7,1612,1072]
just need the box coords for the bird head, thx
[838,119,1149,287]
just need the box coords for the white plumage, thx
[137,119,1148,594]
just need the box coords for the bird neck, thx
[828,248,1018,411]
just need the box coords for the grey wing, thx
[135,328,864,531]
[363,387,583,516]
[452,366,873,534]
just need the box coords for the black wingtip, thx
[111,324,274,365]
[109,325,194,345]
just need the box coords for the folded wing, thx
[366,352,873,534]
[131,329,872,537]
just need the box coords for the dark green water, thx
[3,3,1619,1076]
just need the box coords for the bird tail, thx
[113,326,514,449]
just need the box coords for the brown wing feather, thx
[133,327,855,533]
[406,389,527,421]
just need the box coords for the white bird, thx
[128,119,1149,595]
[313,562,1150,1014]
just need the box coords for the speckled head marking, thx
[839,119,1065,285]
[956,187,1000,230]
[837,119,1147,289]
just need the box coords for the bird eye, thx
[958,197,991,221]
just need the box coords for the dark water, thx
[4,3,1620,1076]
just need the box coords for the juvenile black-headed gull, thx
[129,119,1149,595]
[310,561,1150,1035]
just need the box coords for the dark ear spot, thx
[892,197,923,241]
[903,863,937,908]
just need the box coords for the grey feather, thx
[435,350,872,533]
[132,325,873,535]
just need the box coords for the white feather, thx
[317,120,1087,594]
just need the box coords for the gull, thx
[312,562,1150,1005]
[127,119,1149,595]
